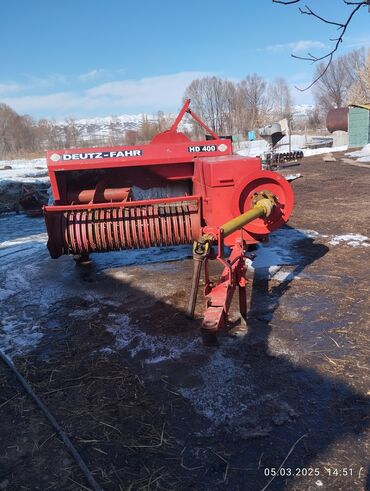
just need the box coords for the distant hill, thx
[54,114,155,144]
[52,105,314,145]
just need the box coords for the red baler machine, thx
[44,100,294,336]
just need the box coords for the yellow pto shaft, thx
[221,191,277,238]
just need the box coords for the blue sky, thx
[0,0,369,119]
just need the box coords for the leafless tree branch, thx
[272,0,301,4]
[298,5,345,27]
[273,0,368,90]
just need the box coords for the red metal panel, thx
[44,194,201,213]
[193,156,265,245]
[46,139,232,171]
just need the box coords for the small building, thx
[348,104,370,148]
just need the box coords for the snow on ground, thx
[284,173,302,182]
[0,158,49,211]
[1,213,369,360]
[329,234,370,247]
[303,145,348,156]
[179,345,254,425]
[0,213,369,424]
[346,143,370,163]
[0,158,47,182]
[106,312,201,364]
[236,135,347,158]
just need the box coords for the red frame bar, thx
[44,194,201,213]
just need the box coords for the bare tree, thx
[63,118,81,148]
[272,0,369,89]
[237,74,270,131]
[156,110,176,133]
[307,105,324,130]
[184,77,236,134]
[138,115,158,142]
[348,51,370,104]
[269,77,294,120]
[125,129,139,145]
[0,103,38,158]
[313,49,366,110]
[107,116,125,146]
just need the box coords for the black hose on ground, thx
[0,350,104,491]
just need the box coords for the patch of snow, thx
[0,158,47,182]
[179,349,253,424]
[284,173,301,182]
[247,227,368,284]
[106,313,201,363]
[1,315,44,357]
[251,227,309,270]
[357,155,370,163]
[271,270,300,282]
[302,229,328,239]
[303,145,348,156]
[237,136,347,158]
[0,233,48,250]
[346,143,370,158]
[329,234,370,247]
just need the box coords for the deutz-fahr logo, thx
[50,149,143,162]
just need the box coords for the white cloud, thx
[2,92,79,113]
[343,36,370,49]
[78,69,107,82]
[86,72,208,106]
[267,40,326,53]
[27,73,69,89]
[2,71,210,118]
[0,69,111,97]
[0,82,25,96]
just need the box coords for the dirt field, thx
[0,152,369,491]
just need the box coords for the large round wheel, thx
[231,170,294,235]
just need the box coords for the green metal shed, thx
[348,104,370,148]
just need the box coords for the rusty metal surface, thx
[326,107,348,133]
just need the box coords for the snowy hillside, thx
[293,104,314,118]
[55,113,154,141]
[52,105,314,143]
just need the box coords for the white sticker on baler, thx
[59,150,143,161]
[188,145,217,153]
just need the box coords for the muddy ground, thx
[0,152,369,491]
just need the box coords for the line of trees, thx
[183,75,294,137]
[0,47,369,159]
[313,48,369,112]
[0,106,175,159]
[184,48,370,138]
